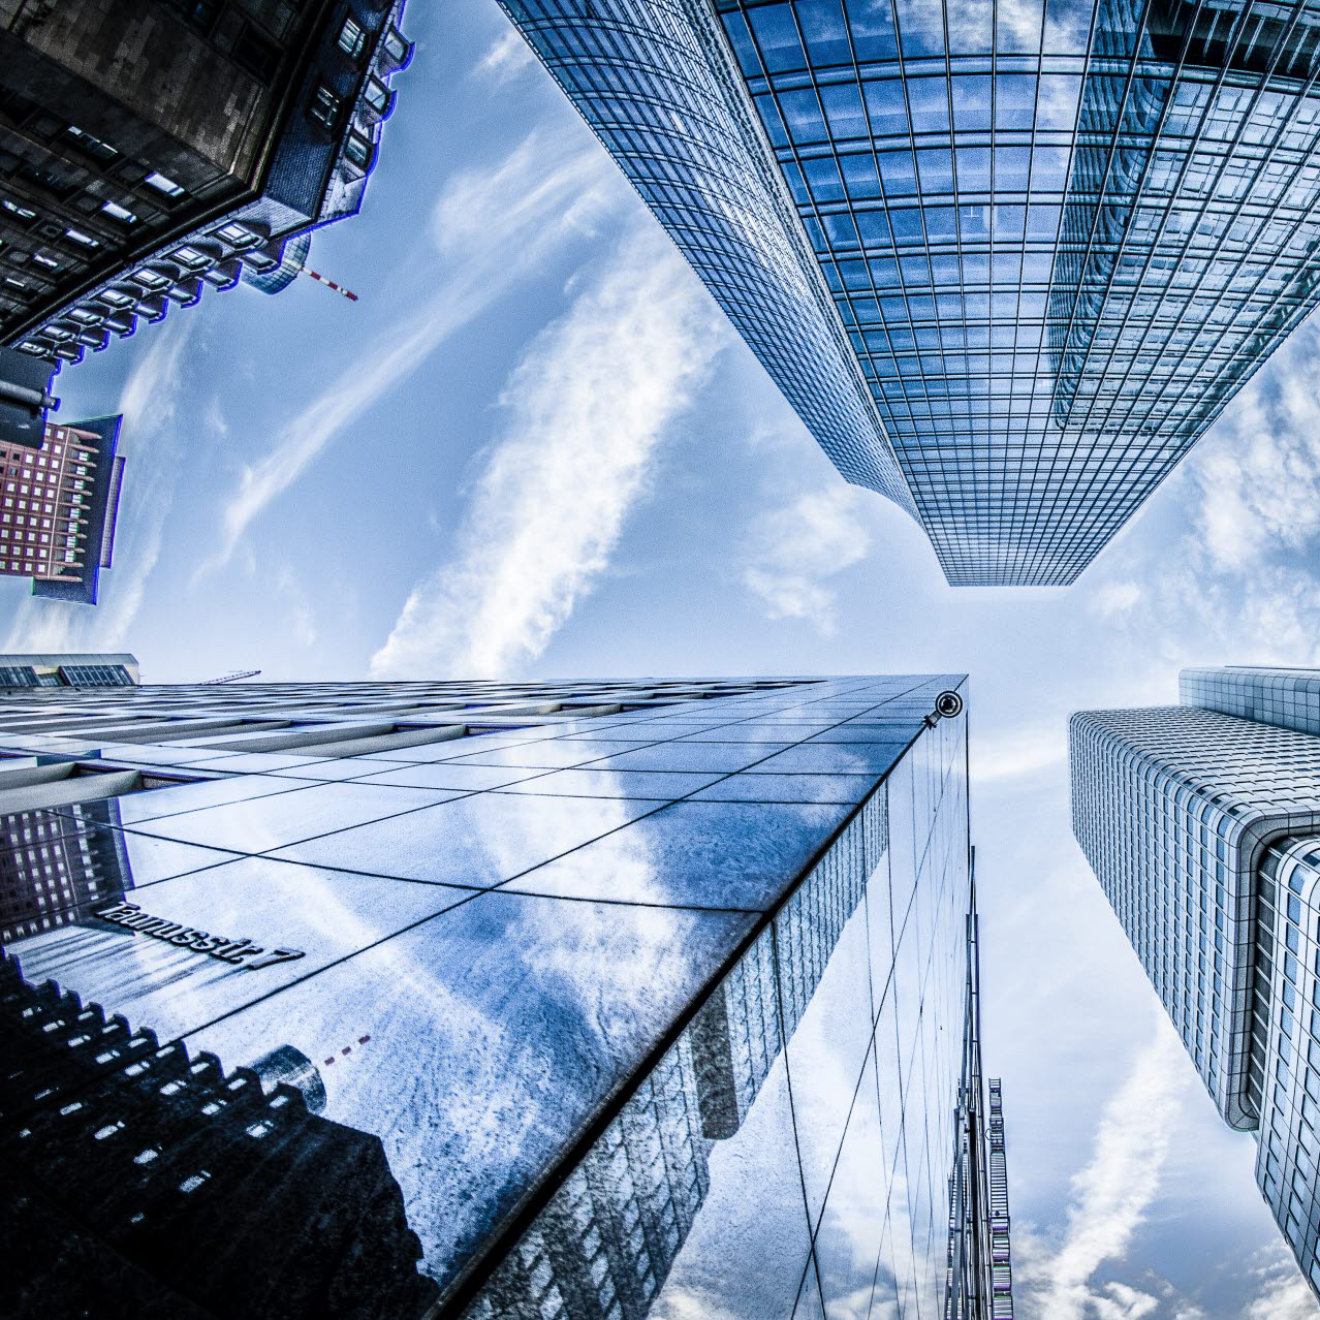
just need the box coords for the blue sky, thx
[7,1,1320,1315]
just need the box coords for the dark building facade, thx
[0,0,412,370]
[0,673,1010,1317]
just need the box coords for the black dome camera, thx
[933,690,963,719]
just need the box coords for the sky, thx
[7,1,1320,1315]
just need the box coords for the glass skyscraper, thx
[500,0,1320,585]
[1071,666,1320,1297]
[0,670,1010,1318]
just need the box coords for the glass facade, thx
[0,671,1008,1318]
[501,0,1320,585]
[1070,666,1320,1299]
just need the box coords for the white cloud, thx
[1190,327,1320,574]
[739,487,872,634]
[473,26,536,83]
[202,127,624,575]
[1023,1019,1190,1320]
[1090,580,1143,619]
[4,317,195,655]
[1092,1282,1162,1320]
[369,225,724,679]
[1243,1251,1316,1320]
[973,724,1066,783]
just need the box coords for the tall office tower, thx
[946,900,1015,1319]
[0,673,1009,1318]
[0,416,123,603]
[501,0,1320,585]
[0,1,412,370]
[1071,666,1320,1296]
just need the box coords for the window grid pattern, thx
[505,0,1320,584]
[0,799,124,943]
[1253,836,1320,1296]
[1182,665,1320,737]
[470,700,975,1319]
[0,423,98,581]
[0,673,993,1318]
[56,664,135,688]
[497,0,917,510]
[1070,704,1320,1128]
[1073,675,1320,1297]
[715,0,1320,584]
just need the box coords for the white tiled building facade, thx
[1071,667,1320,1295]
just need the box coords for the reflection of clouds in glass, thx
[11,858,456,1041]
[649,1052,811,1320]
[1043,0,1096,50]
[481,778,689,994]
[483,776,635,890]
[1038,72,1083,131]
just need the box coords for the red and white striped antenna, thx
[300,267,359,302]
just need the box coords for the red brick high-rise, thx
[0,415,123,604]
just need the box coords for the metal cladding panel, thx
[1182,666,1320,737]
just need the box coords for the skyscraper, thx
[0,417,123,603]
[0,672,1009,1317]
[1071,666,1320,1296]
[500,0,1320,585]
[0,1,412,370]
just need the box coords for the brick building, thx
[0,415,122,603]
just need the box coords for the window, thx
[133,268,169,290]
[2,199,37,222]
[65,125,117,161]
[363,78,391,115]
[337,16,367,61]
[309,84,342,132]
[171,245,210,268]
[383,27,409,63]
[344,132,373,169]
[100,200,137,224]
[214,221,258,247]
[32,252,58,270]
[64,227,99,248]
[143,171,184,198]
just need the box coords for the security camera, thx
[933,690,963,720]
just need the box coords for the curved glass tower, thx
[501,0,1320,584]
